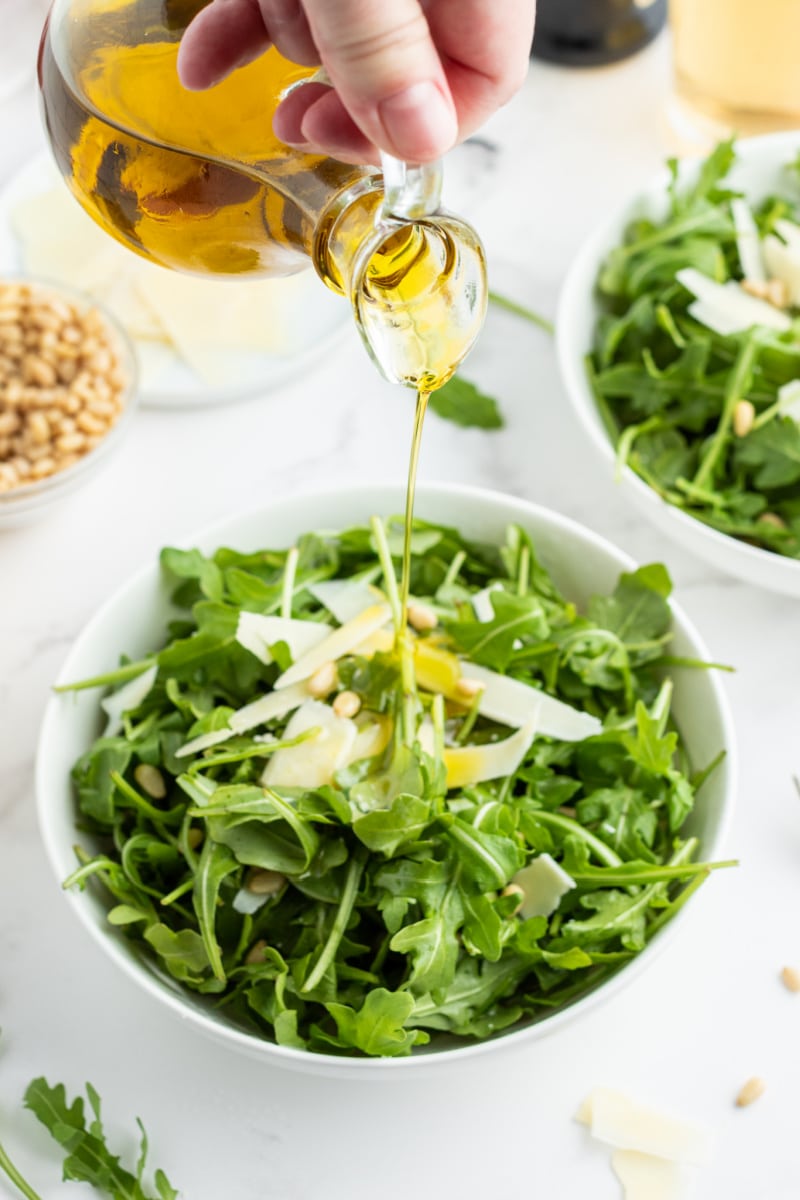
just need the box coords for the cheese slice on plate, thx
[577,1088,713,1167]
[611,1149,690,1200]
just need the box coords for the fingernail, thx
[378,82,457,161]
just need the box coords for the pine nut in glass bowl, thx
[0,277,138,526]
[36,484,735,1078]
[557,131,800,597]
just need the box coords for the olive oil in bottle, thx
[39,0,487,392]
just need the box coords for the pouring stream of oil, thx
[396,388,430,746]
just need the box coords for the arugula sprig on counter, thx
[590,138,800,557]
[60,520,730,1057]
[0,1079,177,1200]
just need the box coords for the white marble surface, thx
[1,24,799,1200]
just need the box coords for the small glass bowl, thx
[0,277,139,528]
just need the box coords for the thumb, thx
[301,0,458,162]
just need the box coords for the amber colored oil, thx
[39,0,370,277]
[39,0,484,391]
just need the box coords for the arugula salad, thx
[63,518,727,1058]
[590,140,800,558]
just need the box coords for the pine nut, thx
[407,602,438,632]
[735,1077,766,1108]
[27,412,50,445]
[781,966,800,993]
[758,512,787,530]
[246,869,286,896]
[29,456,56,479]
[307,661,337,698]
[134,763,167,800]
[733,399,755,437]
[333,690,361,719]
[245,940,268,965]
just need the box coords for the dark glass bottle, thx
[531,0,667,66]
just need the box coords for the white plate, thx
[0,153,350,408]
[558,130,800,598]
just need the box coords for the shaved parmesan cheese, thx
[274,604,392,689]
[687,299,745,338]
[175,728,235,758]
[101,665,158,737]
[443,717,537,790]
[132,268,314,383]
[731,198,766,283]
[416,717,436,758]
[415,641,462,694]
[677,267,791,332]
[344,715,392,766]
[457,662,603,741]
[229,682,310,735]
[261,700,357,788]
[512,853,575,918]
[307,580,383,625]
[580,1088,713,1167]
[353,630,462,696]
[235,612,332,666]
[471,585,500,623]
[12,182,330,384]
[774,217,800,249]
[762,233,800,306]
[611,1150,689,1200]
[175,682,310,758]
[353,628,394,657]
[778,379,800,421]
[232,888,268,915]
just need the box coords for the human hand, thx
[178,0,536,165]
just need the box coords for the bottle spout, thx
[346,156,488,392]
[380,154,443,220]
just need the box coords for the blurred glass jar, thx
[532,0,666,67]
[670,0,800,137]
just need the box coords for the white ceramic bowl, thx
[558,130,800,598]
[36,483,735,1077]
[0,277,139,528]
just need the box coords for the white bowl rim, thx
[557,129,800,591]
[35,480,737,1074]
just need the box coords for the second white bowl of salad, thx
[558,131,800,596]
[36,483,735,1076]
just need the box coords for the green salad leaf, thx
[0,1079,177,1200]
[590,137,800,556]
[58,519,732,1057]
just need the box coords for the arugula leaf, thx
[446,591,549,670]
[326,989,427,1056]
[21,1079,178,1200]
[428,375,504,429]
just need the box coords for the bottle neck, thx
[313,175,385,296]
[314,179,489,392]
